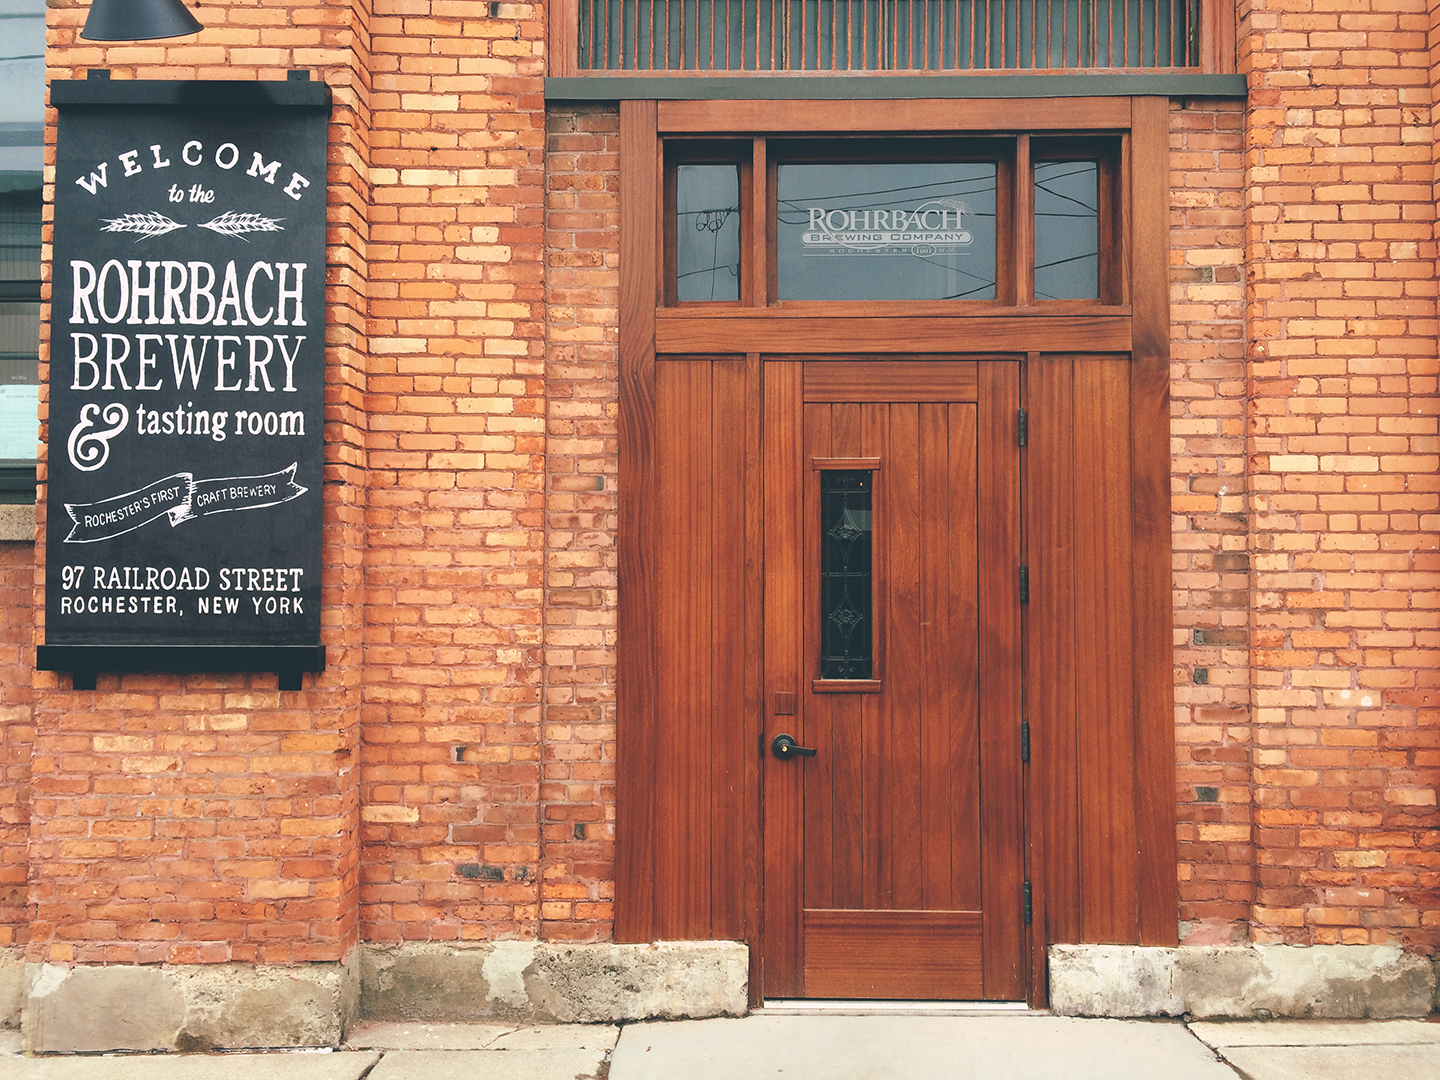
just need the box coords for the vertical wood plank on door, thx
[615,100,659,944]
[1024,358,1081,957]
[948,402,983,914]
[978,362,1024,1000]
[1131,97,1180,946]
[887,405,924,911]
[763,360,805,996]
[830,692,866,910]
[1073,357,1139,943]
[803,404,836,914]
[653,361,713,939]
[743,353,765,1005]
[919,403,954,910]
[712,359,750,940]
[862,403,891,912]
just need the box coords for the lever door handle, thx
[771,733,817,759]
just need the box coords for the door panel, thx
[764,358,1023,1000]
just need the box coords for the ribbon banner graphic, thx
[64,464,307,544]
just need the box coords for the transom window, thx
[577,0,1200,71]
[666,136,1120,307]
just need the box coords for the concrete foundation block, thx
[359,940,748,1024]
[0,948,23,1028]
[524,941,749,1023]
[1048,945,1182,1017]
[1178,944,1436,1020]
[1048,944,1436,1020]
[20,950,360,1053]
[0,504,35,543]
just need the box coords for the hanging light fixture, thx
[80,0,203,41]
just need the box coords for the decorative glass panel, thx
[778,162,997,301]
[676,165,741,302]
[1034,160,1099,300]
[820,469,873,679]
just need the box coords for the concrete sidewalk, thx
[0,1015,1436,1079]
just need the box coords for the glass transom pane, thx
[778,162,997,301]
[1034,160,1099,301]
[676,165,741,302]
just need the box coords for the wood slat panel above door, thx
[805,361,980,402]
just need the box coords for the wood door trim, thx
[1129,96,1179,949]
[657,316,1132,354]
[658,97,1133,133]
[656,304,1133,319]
[615,100,660,945]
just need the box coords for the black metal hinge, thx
[1019,564,1029,605]
[1021,720,1030,763]
[1023,881,1033,925]
[1018,407,1028,447]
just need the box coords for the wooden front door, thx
[762,357,1025,1000]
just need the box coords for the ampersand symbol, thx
[67,402,129,473]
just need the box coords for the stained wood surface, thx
[656,316,1132,354]
[647,361,755,941]
[803,909,984,999]
[976,363,1025,1000]
[762,360,805,997]
[547,0,577,77]
[1130,97,1179,947]
[615,100,659,944]
[1075,357,1139,943]
[658,97,1132,133]
[805,361,979,402]
[654,362,713,937]
[767,363,1023,1000]
[1025,356,1080,957]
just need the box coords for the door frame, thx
[614,97,1177,1009]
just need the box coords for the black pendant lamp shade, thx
[80,0,203,41]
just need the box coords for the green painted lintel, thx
[546,73,1247,101]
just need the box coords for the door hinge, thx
[1023,881,1033,925]
[1021,720,1030,763]
[1019,564,1029,605]
[1018,407,1028,448]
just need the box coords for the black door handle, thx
[771,733,817,759]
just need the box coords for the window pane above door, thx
[1034,160,1099,300]
[777,162,997,301]
[676,165,741,302]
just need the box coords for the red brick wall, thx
[1241,0,1440,950]
[0,542,35,948]
[540,104,619,941]
[29,0,374,965]
[9,0,1437,971]
[355,0,549,944]
[1170,98,1254,946]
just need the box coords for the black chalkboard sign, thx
[41,79,329,683]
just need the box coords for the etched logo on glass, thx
[800,198,973,258]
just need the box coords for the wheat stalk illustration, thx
[198,212,285,240]
[99,212,187,241]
